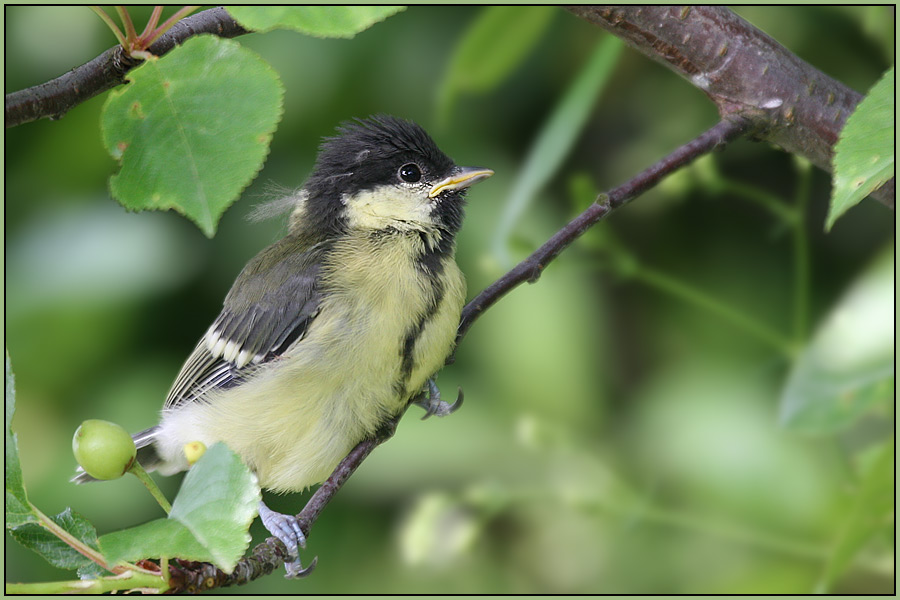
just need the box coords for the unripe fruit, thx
[73,419,137,480]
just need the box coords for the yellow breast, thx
[159,229,465,493]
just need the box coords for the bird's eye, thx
[398,163,422,183]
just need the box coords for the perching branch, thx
[166,418,400,592]
[565,5,894,209]
[5,7,247,128]
[165,117,752,592]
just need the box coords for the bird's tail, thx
[71,426,162,484]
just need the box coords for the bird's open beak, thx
[429,167,494,198]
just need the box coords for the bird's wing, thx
[164,236,326,409]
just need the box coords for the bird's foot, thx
[414,379,464,420]
[258,501,317,578]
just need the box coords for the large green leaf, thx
[226,6,404,37]
[5,352,36,528]
[437,6,555,125]
[98,443,260,573]
[101,35,284,237]
[492,36,622,266]
[9,508,106,575]
[819,440,894,591]
[779,247,894,433]
[827,66,894,231]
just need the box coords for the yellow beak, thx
[429,167,494,198]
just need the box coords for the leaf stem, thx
[128,462,172,514]
[146,6,200,47]
[791,159,812,343]
[90,6,127,48]
[115,6,138,46]
[630,265,796,357]
[719,179,798,224]
[140,6,164,40]
[628,502,826,560]
[29,502,121,574]
[6,571,165,595]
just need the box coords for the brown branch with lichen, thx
[564,5,894,209]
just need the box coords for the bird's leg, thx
[414,379,464,420]
[257,500,317,578]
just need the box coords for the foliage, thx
[492,36,622,266]
[437,6,556,126]
[226,5,405,37]
[779,247,894,433]
[8,508,107,578]
[8,344,263,591]
[98,443,260,573]
[819,439,895,592]
[5,353,36,529]
[828,66,895,231]
[101,6,407,237]
[102,35,284,237]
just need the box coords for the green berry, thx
[73,420,137,480]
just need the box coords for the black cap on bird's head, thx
[313,115,455,190]
[301,115,492,237]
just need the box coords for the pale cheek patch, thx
[343,186,434,232]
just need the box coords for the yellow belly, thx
[157,231,465,493]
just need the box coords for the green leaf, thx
[226,6,405,37]
[819,440,894,591]
[101,35,284,237]
[492,36,623,266]
[779,246,894,433]
[437,6,555,125]
[5,351,36,528]
[98,443,260,573]
[827,66,894,231]
[9,508,107,574]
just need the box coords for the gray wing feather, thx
[164,236,325,410]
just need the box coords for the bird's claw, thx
[258,501,317,578]
[285,555,318,579]
[415,379,464,420]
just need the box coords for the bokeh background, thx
[5,5,894,593]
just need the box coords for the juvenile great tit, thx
[74,115,493,576]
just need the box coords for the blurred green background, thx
[5,5,894,594]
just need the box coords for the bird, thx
[73,115,493,577]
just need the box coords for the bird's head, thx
[297,115,492,241]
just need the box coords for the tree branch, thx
[565,5,894,209]
[5,7,247,128]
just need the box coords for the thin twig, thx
[89,6,127,48]
[115,6,137,46]
[146,5,201,48]
[5,6,247,128]
[456,117,754,345]
[139,6,164,41]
